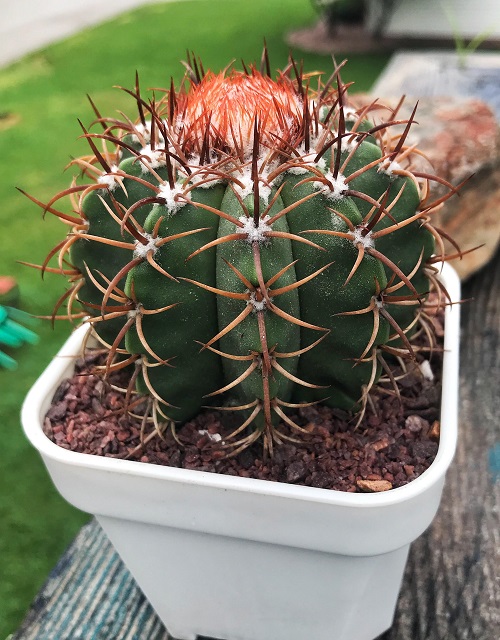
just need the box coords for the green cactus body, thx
[34,57,456,455]
[123,182,226,419]
[340,139,435,336]
[216,190,301,416]
[69,158,165,344]
[280,170,390,409]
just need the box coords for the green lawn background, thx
[0,0,389,636]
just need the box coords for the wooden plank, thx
[377,248,500,639]
[11,520,170,640]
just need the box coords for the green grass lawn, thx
[0,0,389,635]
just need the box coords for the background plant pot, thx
[21,263,461,640]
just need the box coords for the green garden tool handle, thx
[0,305,39,369]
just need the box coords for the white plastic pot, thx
[22,263,461,640]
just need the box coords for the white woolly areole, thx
[131,122,151,143]
[233,164,272,204]
[127,307,140,320]
[272,171,284,187]
[139,145,166,172]
[342,106,358,120]
[380,159,402,176]
[315,155,327,172]
[286,163,308,176]
[341,106,360,133]
[157,182,187,213]
[286,151,327,176]
[131,121,166,145]
[248,291,267,312]
[352,226,375,249]
[97,165,120,191]
[236,215,271,243]
[234,167,254,200]
[315,171,348,200]
[260,183,272,203]
[187,164,223,190]
[344,134,363,152]
[189,174,223,189]
[134,233,158,259]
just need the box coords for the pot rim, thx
[22,262,460,509]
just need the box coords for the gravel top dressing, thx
[44,311,444,494]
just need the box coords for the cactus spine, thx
[28,53,458,456]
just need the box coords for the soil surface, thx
[45,315,444,493]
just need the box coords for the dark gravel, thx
[44,317,444,494]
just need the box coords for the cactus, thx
[25,52,460,456]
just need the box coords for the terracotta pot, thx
[22,263,461,640]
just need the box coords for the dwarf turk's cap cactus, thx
[25,52,460,456]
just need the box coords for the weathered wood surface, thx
[12,249,500,639]
[377,248,500,639]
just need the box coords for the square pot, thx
[21,263,461,640]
